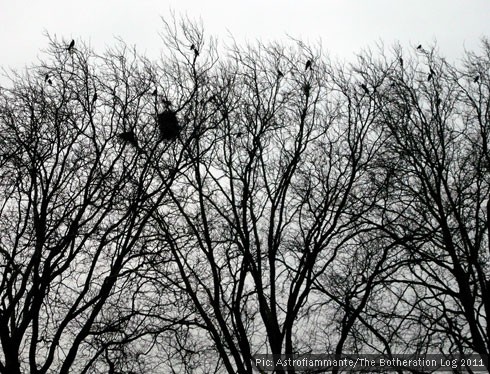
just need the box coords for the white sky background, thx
[1,0,490,71]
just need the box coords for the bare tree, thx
[343,43,490,371]
[1,18,489,374]
[0,33,204,373]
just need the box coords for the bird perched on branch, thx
[360,83,369,94]
[67,39,75,52]
[303,83,311,97]
[118,130,139,148]
[157,110,180,140]
[474,75,480,83]
[305,60,312,71]
[151,88,158,96]
[277,69,284,78]
[190,44,199,56]
[416,44,422,50]
[428,68,435,81]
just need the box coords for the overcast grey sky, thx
[1,0,490,70]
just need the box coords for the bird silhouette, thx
[399,57,404,67]
[416,44,422,50]
[303,83,311,96]
[190,44,199,56]
[47,78,52,86]
[305,60,312,71]
[157,110,180,140]
[67,40,75,52]
[44,74,49,82]
[360,83,369,94]
[151,89,157,96]
[92,92,97,104]
[118,131,139,148]
[428,69,434,81]
[277,69,284,78]
[474,75,480,83]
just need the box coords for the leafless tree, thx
[1,17,489,374]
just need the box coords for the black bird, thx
[151,89,157,96]
[305,60,312,71]
[67,39,75,52]
[399,57,404,67]
[303,83,311,96]
[190,44,199,56]
[474,75,480,83]
[360,83,369,94]
[92,92,97,104]
[428,69,434,81]
[44,74,50,82]
[277,69,284,78]
[118,131,139,148]
[47,78,52,86]
[157,110,180,140]
[416,44,422,50]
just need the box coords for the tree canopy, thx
[0,18,489,374]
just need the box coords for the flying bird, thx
[67,40,75,52]
[474,75,480,83]
[118,131,139,148]
[305,60,312,71]
[157,110,180,140]
[360,83,369,94]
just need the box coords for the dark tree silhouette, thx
[0,34,201,374]
[0,19,489,374]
